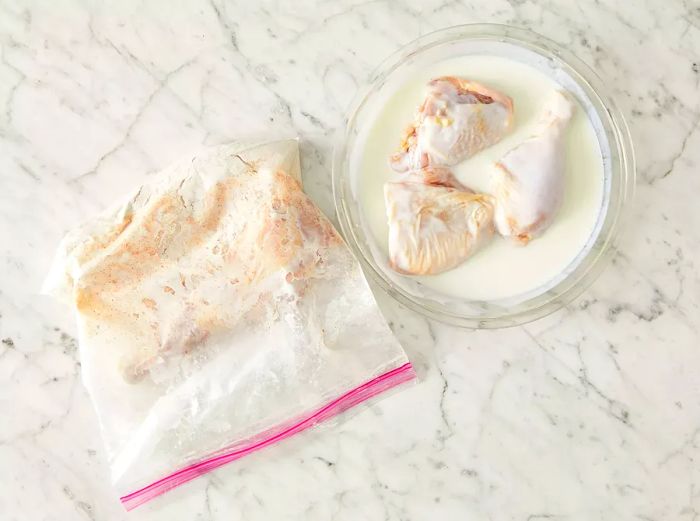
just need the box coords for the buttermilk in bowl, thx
[356,54,605,302]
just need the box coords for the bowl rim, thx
[332,23,635,328]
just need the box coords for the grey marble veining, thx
[0,1,698,520]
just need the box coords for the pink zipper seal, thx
[120,362,416,510]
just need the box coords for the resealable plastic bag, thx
[43,139,415,510]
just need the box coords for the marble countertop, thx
[1,1,698,520]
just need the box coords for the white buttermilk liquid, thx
[356,55,605,301]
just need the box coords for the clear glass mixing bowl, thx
[332,24,635,328]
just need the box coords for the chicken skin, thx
[390,77,514,172]
[492,90,575,244]
[384,179,495,275]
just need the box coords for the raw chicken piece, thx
[390,77,514,172]
[493,90,575,244]
[384,181,494,275]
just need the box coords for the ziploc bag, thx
[43,139,415,510]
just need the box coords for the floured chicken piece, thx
[44,141,407,386]
[46,141,333,383]
[384,181,495,275]
[493,90,575,244]
[390,76,514,172]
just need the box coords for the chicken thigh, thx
[390,77,514,172]
[492,90,575,244]
[384,180,495,275]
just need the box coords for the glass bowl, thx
[332,24,635,328]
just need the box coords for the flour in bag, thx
[43,139,414,504]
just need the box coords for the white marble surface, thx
[1,1,698,519]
